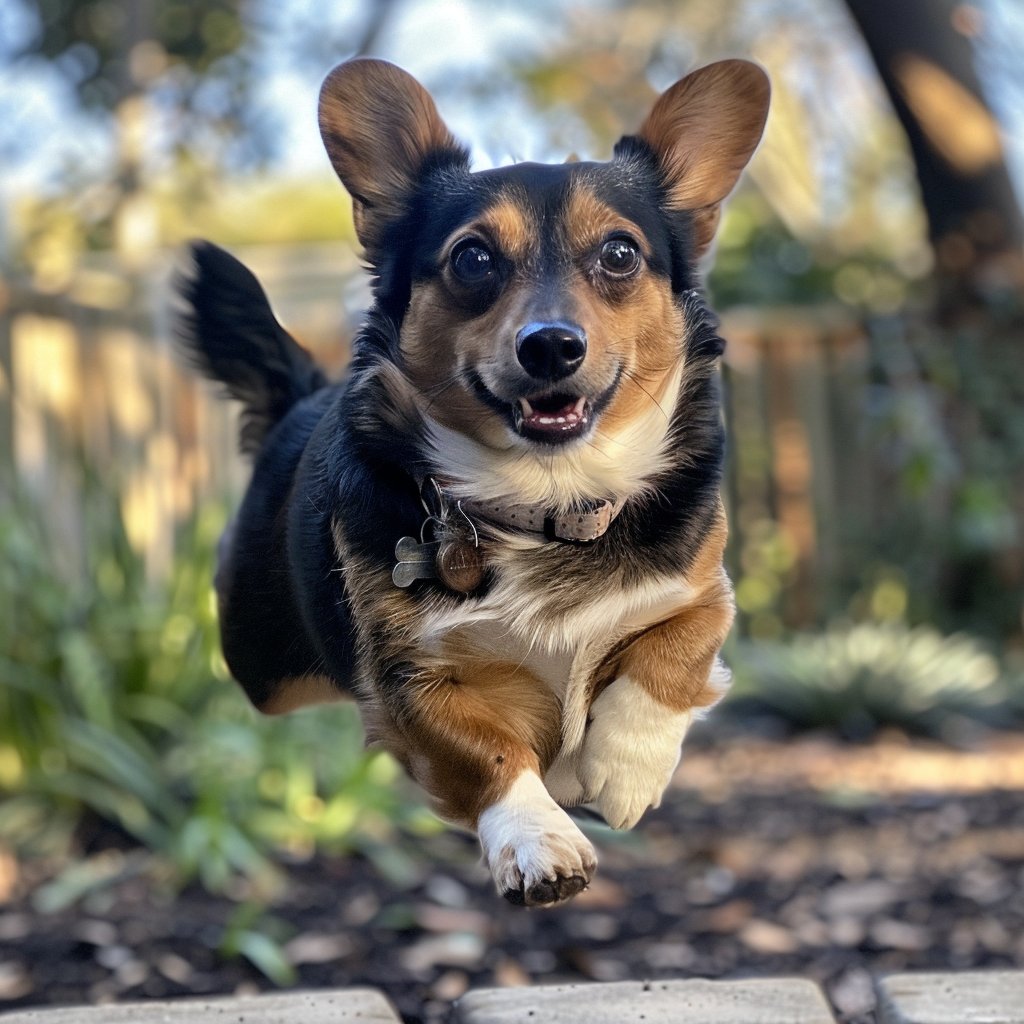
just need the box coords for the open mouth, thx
[466,368,623,447]
[513,393,589,442]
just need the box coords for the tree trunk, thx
[845,0,1024,314]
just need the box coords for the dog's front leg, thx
[580,574,735,829]
[371,661,597,906]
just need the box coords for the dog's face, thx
[396,160,688,451]
[319,59,768,495]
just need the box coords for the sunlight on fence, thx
[723,307,867,632]
[1,244,366,580]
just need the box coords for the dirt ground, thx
[3,728,1024,1024]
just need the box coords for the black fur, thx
[176,242,328,454]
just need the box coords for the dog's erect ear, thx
[633,59,769,255]
[319,58,468,254]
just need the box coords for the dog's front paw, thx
[478,773,597,907]
[579,677,694,829]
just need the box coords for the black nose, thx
[515,321,587,382]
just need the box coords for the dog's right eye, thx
[450,241,494,284]
[598,238,641,277]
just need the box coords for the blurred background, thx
[1,2,1023,1022]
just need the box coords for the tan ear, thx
[318,58,467,253]
[637,59,770,254]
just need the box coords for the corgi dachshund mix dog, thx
[178,57,769,906]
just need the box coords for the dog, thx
[177,56,769,906]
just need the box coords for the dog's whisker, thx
[421,374,465,415]
[423,373,464,397]
[621,368,671,422]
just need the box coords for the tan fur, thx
[319,60,462,252]
[638,59,770,254]
[258,674,345,715]
[330,516,420,646]
[388,657,563,826]
[478,195,534,264]
[400,287,511,445]
[599,508,734,712]
[561,185,650,259]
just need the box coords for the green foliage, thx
[709,193,926,311]
[728,623,1012,739]
[220,903,297,987]
[0,478,429,905]
[711,196,841,309]
[849,303,1024,641]
[15,0,246,110]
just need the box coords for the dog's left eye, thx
[598,238,641,276]
[451,241,494,283]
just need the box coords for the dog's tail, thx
[174,241,329,454]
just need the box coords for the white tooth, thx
[573,397,587,415]
[519,398,534,418]
[556,416,566,423]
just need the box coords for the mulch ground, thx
[2,728,1024,1024]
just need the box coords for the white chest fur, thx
[414,548,695,758]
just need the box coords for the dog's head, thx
[319,58,768,505]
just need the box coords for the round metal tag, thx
[435,540,485,593]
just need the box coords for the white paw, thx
[478,773,597,906]
[579,676,694,829]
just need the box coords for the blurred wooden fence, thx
[0,247,868,627]
[721,307,869,629]
[0,244,367,580]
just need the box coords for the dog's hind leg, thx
[369,660,597,907]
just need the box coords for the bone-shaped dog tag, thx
[392,536,441,588]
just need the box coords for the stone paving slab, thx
[877,971,1024,1024]
[452,979,837,1023]
[0,989,400,1023]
